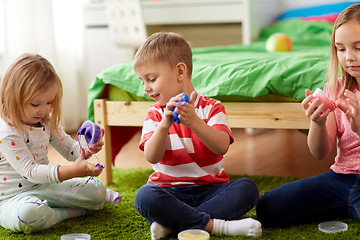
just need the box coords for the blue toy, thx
[173,93,190,124]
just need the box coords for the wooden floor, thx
[49,128,336,178]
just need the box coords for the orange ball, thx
[265,33,292,52]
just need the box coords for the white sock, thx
[211,218,262,238]
[150,222,172,240]
[104,188,122,204]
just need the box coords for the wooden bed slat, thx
[94,99,310,184]
[97,100,310,129]
[105,101,152,127]
[224,102,309,129]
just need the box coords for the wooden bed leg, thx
[94,99,113,185]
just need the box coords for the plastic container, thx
[76,120,101,147]
[312,88,336,112]
[318,221,348,233]
[178,229,210,240]
[61,233,91,240]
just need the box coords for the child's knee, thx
[85,177,107,206]
[256,193,279,227]
[15,201,52,233]
[96,178,107,205]
[134,185,160,211]
[243,178,259,192]
[236,178,260,201]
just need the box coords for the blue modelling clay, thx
[173,94,190,124]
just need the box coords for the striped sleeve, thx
[197,97,233,144]
[139,105,163,151]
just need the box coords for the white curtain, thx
[0,0,87,132]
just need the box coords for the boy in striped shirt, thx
[133,32,262,239]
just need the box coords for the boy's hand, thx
[175,91,198,127]
[162,93,188,128]
[302,89,330,125]
[162,96,178,128]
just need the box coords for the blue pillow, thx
[279,1,360,20]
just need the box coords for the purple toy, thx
[76,120,101,147]
[76,120,104,168]
[173,93,190,124]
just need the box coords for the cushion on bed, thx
[278,1,360,23]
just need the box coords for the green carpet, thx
[0,168,358,240]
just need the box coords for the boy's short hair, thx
[134,32,193,77]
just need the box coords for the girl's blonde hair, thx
[328,3,360,98]
[133,32,193,77]
[0,53,63,132]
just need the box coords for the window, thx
[0,0,4,55]
[0,0,5,80]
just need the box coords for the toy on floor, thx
[318,221,348,233]
[266,32,292,52]
[178,229,210,240]
[173,93,190,124]
[61,233,91,240]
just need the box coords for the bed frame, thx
[94,99,310,185]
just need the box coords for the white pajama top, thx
[0,117,80,202]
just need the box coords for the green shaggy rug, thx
[0,168,358,240]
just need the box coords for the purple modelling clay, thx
[76,120,102,147]
[173,93,190,124]
[312,88,336,113]
[76,120,104,168]
[95,163,104,168]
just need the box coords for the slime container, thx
[61,233,91,240]
[178,229,210,240]
[312,88,336,112]
[76,120,101,147]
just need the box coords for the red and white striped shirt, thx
[139,93,233,187]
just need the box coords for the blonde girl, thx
[257,4,360,227]
[0,53,120,234]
